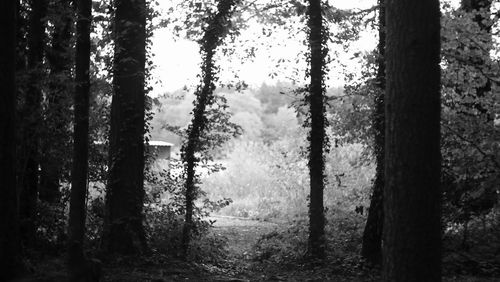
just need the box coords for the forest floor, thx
[99,215,380,281]
[133,214,378,282]
[16,215,499,281]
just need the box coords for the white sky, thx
[150,0,460,95]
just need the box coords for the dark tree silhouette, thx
[68,0,92,279]
[181,0,239,258]
[19,0,48,244]
[383,0,442,280]
[361,0,385,265]
[307,0,328,259]
[102,0,148,254]
[39,0,73,203]
[0,1,21,280]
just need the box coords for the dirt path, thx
[209,215,279,260]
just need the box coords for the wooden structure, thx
[148,140,173,160]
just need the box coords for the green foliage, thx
[443,208,500,276]
[440,2,499,227]
[33,200,68,255]
[337,1,499,230]
[252,209,370,272]
[202,130,373,221]
[86,194,105,249]
[144,159,231,262]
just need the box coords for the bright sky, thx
[150,0,460,95]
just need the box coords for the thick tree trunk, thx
[39,0,73,203]
[383,0,441,281]
[181,0,238,258]
[307,0,327,259]
[68,0,92,279]
[0,1,21,280]
[361,0,385,265]
[19,0,48,245]
[102,0,148,254]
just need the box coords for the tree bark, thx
[307,0,327,260]
[383,0,441,281]
[19,0,48,245]
[102,0,148,255]
[68,0,91,279]
[361,0,385,265]
[0,1,21,280]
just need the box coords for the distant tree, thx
[0,1,21,280]
[101,0,148,254]
[181,0,240,258]
[19,0,48,245]
[383,0,441,280]
[39,0,74,203]
[68,0,93,279]
[306,0,328,259]
[361,0,385,265]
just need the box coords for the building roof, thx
[93,140,174,147]
[149,140,174,147]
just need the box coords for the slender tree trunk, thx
[20,0,48,245]
[68,0,91,279]
[0,1,21,280]
[361,0,385,265]
[383,0,441,281]
[40,0,73,203]
[102,0,148,254]
[181,0,239,258]
[307,0,327,260]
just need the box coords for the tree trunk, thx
[383,0,441,281]
[68,0,91,279]
[361,0,385,265]
[0,1,21,280]
[39,0,73,203]
[307,0,327,260]
[19,0,48,245]
[181,0,239,258]
[102,0,148,255]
